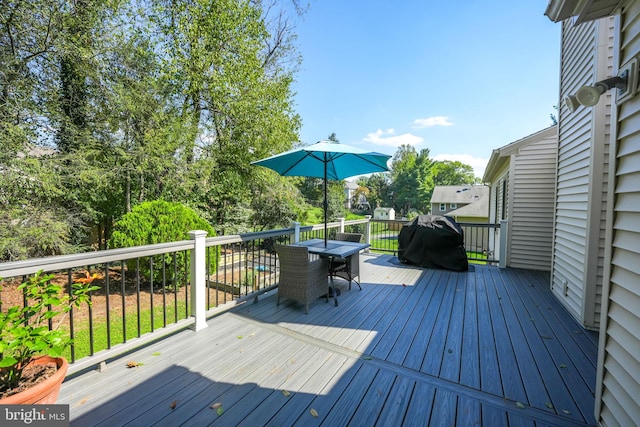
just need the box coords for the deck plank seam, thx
[230,309,594,427]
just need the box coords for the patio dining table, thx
[291,238,370,306]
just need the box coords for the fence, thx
[0,218,501,375]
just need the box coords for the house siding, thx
[552,17,612,330]
[488,168,508,265]
[509,133,558,270]
[597,2,640,425]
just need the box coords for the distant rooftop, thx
[430,185,489,204]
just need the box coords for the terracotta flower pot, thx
[0,356,68,404]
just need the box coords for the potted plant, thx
[0,270,98,403]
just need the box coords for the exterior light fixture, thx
[564,57,638,113]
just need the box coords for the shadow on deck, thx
[59,254,598,426]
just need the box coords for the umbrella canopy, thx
[252,140,391,246]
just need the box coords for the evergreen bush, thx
[109,200,218,287]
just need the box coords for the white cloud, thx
[363,129,423,147]
[432,153,489,179]
[413,116,453,128]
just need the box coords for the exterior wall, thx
[431,202,470,216]
[596,2,640,425]
[487,165,509,264]
[551,17,613,329]
[509,131,558,271]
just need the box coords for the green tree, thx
[151,0,301,231]
[250,171,305,230]
[357,173,392,209]
[430,160,475,185]
[390,145,433,214]
[1,0,304,252]
[0,1,66,160]
[0,154,85,261]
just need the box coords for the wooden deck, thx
[58,253,599,426]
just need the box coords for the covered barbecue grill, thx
[398,215,468,271]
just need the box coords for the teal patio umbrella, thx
[252,140,391,246]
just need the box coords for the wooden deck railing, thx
[0,218,502,375]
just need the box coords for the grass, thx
[300,208,366,226]
[466,251,489,265]
[62,239,489,362]
[63,300,188,361]
[370,237,399,253]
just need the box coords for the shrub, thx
[109,201,218,287]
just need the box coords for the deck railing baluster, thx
[67,269,75,363]
[0,218,505,373]
[121,260,127,343]
[105,262,111,349]
[135,258,141,337]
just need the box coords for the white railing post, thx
[499,220,508,269]
[339,217,345,232]
[189,230,208,331]
[291,221,301,243]
[364,215,372,250]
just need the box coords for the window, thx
[450,203,457,209]
[439,203,446,211]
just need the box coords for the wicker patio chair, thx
[330,232,363,290]
[274,244,330,313]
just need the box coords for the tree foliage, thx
[1,0,304,259]
[0,0,481,262]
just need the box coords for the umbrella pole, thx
[324,157,328,247]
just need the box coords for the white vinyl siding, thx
[552,17,612,329]
[597,2,640,425]
[508,134,558,270]
[486,167,508,264]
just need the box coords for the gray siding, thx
[597,3,640,425]
[509,135,558,270]
[552,17,612,329]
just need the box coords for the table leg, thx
[330,273,338,306]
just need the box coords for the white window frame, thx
[439,203,446,211]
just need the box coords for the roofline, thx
[482,125,557,183]
[544,0,623,24]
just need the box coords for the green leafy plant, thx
[0,271,98,392]
[109,200,219,286]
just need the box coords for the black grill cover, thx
[398,215,468,271]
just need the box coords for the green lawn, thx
[63,300,188,361]
[370,237,399,253]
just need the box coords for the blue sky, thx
[291,1,560,179]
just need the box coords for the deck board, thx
[58,254,599,426]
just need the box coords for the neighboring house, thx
[430,185,489,254]
[447,195,490,255]
[446,196,488,223]
[373,207,395,220]
[482,125,558,271]
[430,185,489,220]
[545,1,640,425]
[344,181,359,209]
